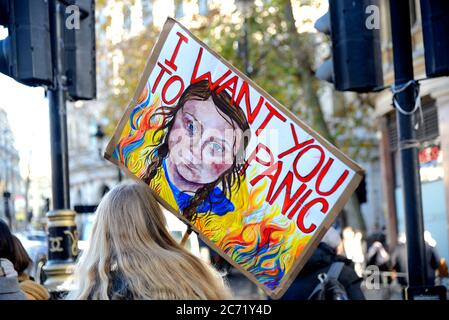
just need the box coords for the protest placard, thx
[105,18,363,299]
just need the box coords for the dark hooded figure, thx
[281,228,365,300]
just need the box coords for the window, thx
[381,0,418,45]
[381,0,392,44]
[198,0,208,16]
[123,6,132,32]
[142,0,153,26]
[175,0,184,18]
[409,0,417,27]
[387,95,439,152]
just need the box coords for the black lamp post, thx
[3,191,11,228]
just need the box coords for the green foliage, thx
[95,0,374,231]
[97,0,378,162]
[195,2,303,114]
[96,1,159,135]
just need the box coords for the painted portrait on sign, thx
[106,18,363,299]
[139,80,251,221]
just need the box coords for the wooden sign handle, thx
[180,226,193,246]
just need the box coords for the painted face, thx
[167,97,243,190]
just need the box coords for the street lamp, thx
[235,0,254,76]
[94,123,122,183]
[93,124,105,159]
[3,190,11,228]
[1,128,14,229]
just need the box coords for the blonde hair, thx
[67,181,231,300]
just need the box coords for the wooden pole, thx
[180,227,193,246]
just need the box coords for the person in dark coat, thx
[11,235,50,300]
[392,232,440,287]
[281,227,365,300]
[0,258,26,300]
[366,224,388,251]
[391,240,408,286]
[0,220,26,300]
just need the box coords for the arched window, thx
[142,0,153,26]
[123,6,132,32]
[175,0,184,18]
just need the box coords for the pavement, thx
[361,283,404,300]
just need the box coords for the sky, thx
[1,26,51,181]
[0,73,51,180]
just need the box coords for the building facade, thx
[67,101,120,209]
[68,0,224,209]
[0,108,22,226]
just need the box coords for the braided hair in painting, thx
[142,80,250,222]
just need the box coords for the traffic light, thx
[64,0,96,100]
[420,0,449,78]
[315,0,383,92]
[0,0,53,86]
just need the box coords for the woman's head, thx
[168,96,245,185]
[165,80,250,185]
[68,182,230,300]
[11,235,32,275]
[0,220,32,275]
[143,80,251,219]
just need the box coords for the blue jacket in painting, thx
[162,159,234,216]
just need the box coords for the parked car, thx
[14,230,48,281]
